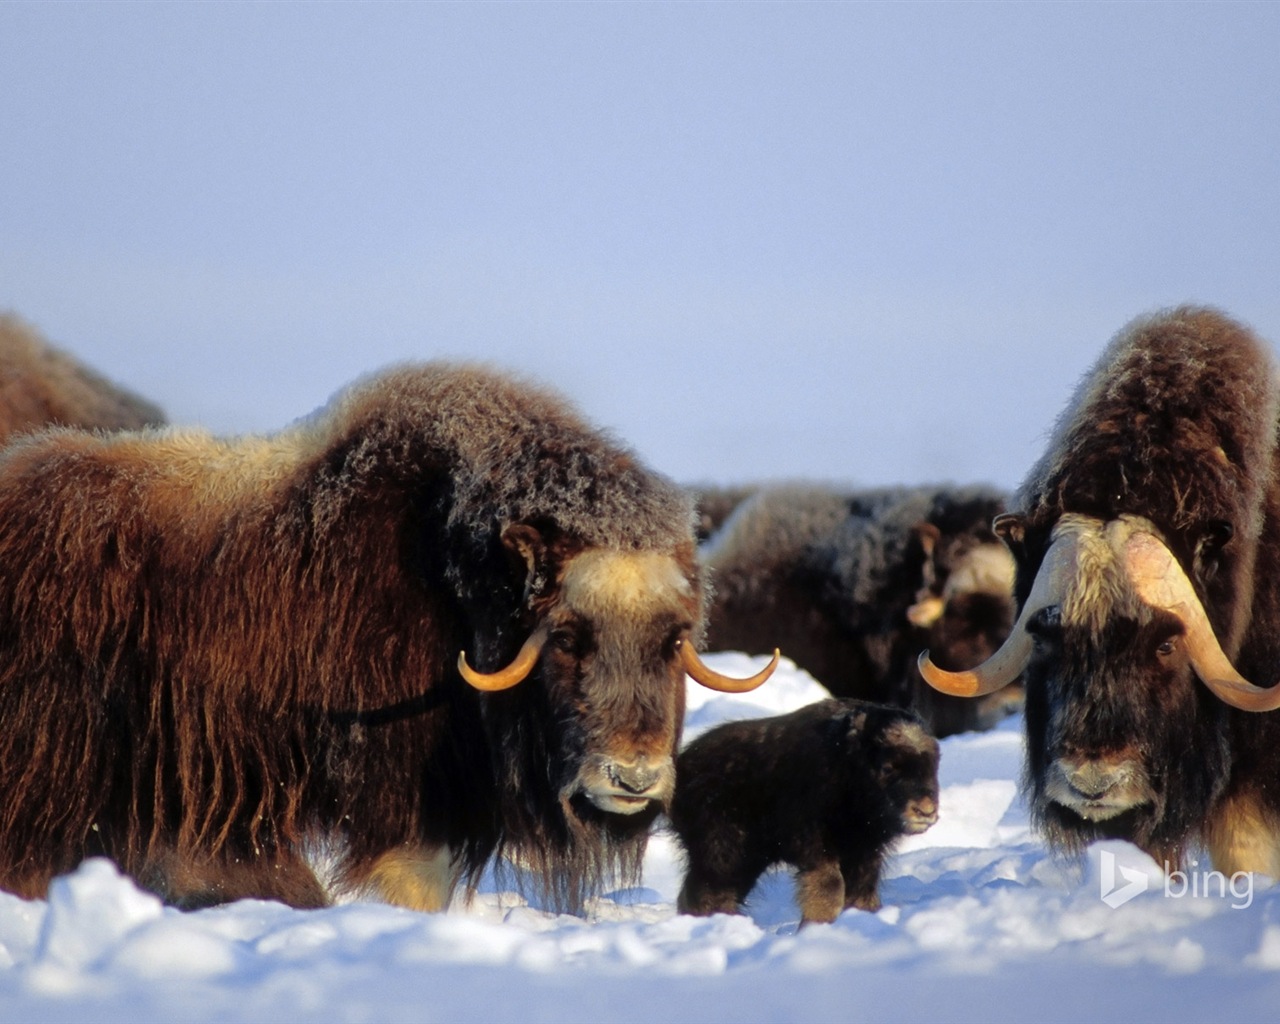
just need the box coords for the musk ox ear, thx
[1193,519,1235,583]
[993,513,1026,555]
[501,522,559,603]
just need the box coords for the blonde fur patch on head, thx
[1054,514,1161,635]
[560,549,696,620]
[882,719,938,758]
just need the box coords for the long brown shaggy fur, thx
[1004,306,1280,869]
[0,314,164,440]
[1017,305,1280,653]
[0,362,701,911]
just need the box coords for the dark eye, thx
[666,626,691,661]
[1203,519,1234,552]
[1156,637,1177,658]
[1025,605,1062,648]
[550,628,579,655]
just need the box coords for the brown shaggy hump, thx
[0,361,705,911]
[1017,305,1280,655]
[0,314,164,439]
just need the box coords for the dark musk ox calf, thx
[921,306,1280,875]
[0,314,164,439]
[670,699,939,925]
[0,361,777,912]
[701,484,1019,736]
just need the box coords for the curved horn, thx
[1123,531,1280,712]
[680,642,779,693]
[458,625,549,692]
[919,526,1078,697]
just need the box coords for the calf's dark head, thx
[859,708,941,836]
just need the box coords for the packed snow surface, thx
[2,653,1278,1022]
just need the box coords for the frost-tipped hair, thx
[0,360,703,913]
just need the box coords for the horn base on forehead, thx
[458,626,549,692]
[680,642,779,693]
[919,522,1081,698]
[1124,531,1280,713]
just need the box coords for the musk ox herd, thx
[1,303,1279,924]
[697,483,1019,737]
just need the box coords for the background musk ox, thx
[688,482,758,542]
[0,314,165,439]
[699,484,1019,736]
[921,306,1280,874]
[670,699,939,925]
[0,361,774,912]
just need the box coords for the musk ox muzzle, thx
[1043,750,1154,823]
[573,752,676,815]
[918,514,1280,713]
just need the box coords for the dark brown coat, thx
[670,699,939,925]
[0,362,709,912]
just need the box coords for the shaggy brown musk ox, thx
[0,362,775,911]
[701,484,1019,736]
[921,306,1280,874]
[0,314,164,439]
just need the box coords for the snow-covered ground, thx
[2,653,1278,1023]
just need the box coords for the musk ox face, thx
[1021,600,1232,855]
[870,715,941,836]
[461,525,777,852]
[909,539,1016,668]
[922,513,1256,858]
[1019,517,1234,855]
[539,547,698,820]
[907,534,1020,732]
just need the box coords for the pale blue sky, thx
[4,1,1279,489]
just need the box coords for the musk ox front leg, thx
[676,871,753,918]
[795,859,846,925]
[1205,791,1280,878]
[840,854,884,912]
[140,850,329,910]
[357,844,460,912]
